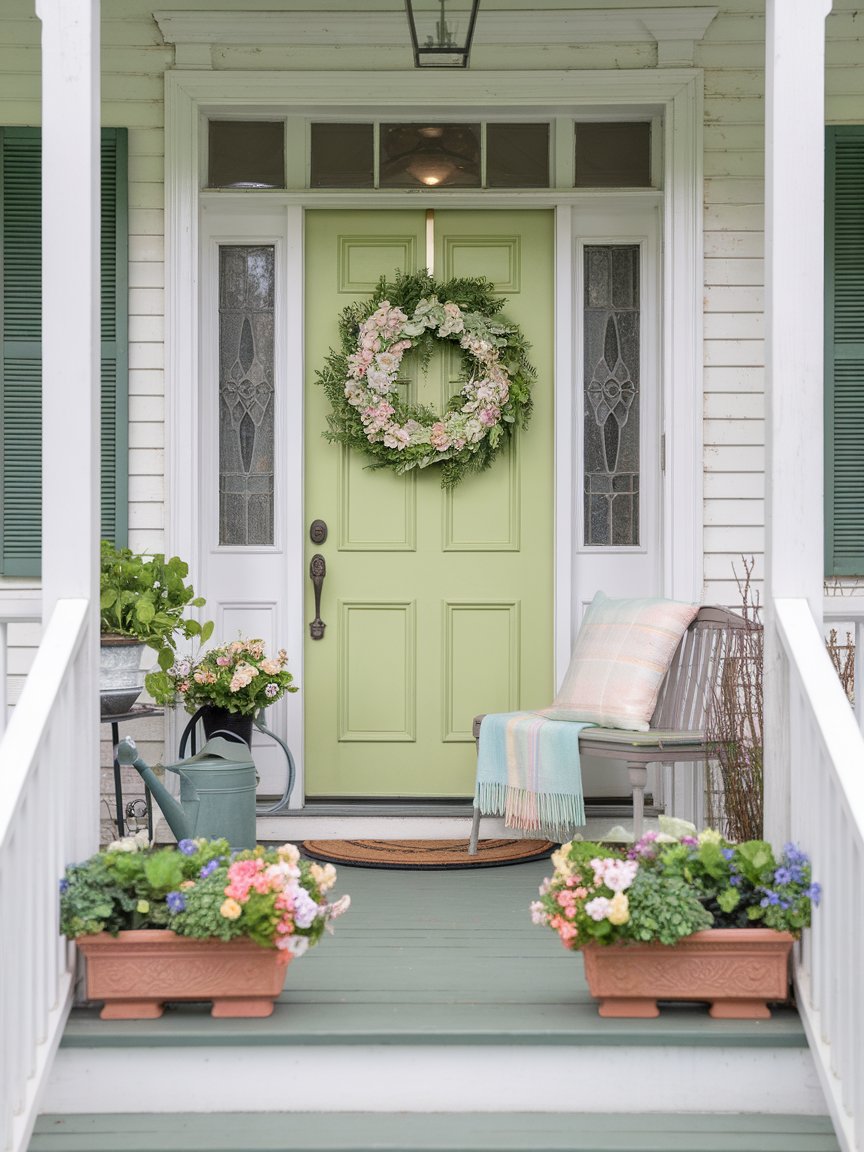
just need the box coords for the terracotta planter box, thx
[76,929,289,1020]
[581,928,795,1019]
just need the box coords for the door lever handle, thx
[309,553,326,640]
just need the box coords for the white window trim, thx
[164,68,703,746]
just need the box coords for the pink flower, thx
[430,422,451,451]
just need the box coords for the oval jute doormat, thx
[301,838,556,870]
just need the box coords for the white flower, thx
[106,834,140,854]
[284,936,309,958]
[530,900,548,925]
[585,896,612,921]
[327,894,351,919]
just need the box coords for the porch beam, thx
[763,0,832,845]
[36,0,101,840]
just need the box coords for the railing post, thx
[763,0,832,847]
[36,0,101,856]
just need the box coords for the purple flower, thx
[760,890,781,907]
[59,878,69,894]
[783,843,810,867]
[178,839,197,856]
[199,859,220,879]
[774,867,793,885]
[166,891,186,913]
[729,875,741,887]
[264,682,279,699]
[721,847,735,861]
[806,883,822,905]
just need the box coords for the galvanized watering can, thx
[117,736,257,849]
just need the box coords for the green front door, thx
[304,209,554,798]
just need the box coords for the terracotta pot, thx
[75,929,289,1020]
[580,928,795,1019]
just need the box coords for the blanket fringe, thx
[476,781,585,844]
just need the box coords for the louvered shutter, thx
[0,127,128,576]
[825,126,864,576]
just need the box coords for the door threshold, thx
[246,802,660,845]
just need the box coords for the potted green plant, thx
[531,829,820,1019]
[60,834,350,1018]
[99,540,212,714]
[144,637,298,745]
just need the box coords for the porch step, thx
[29,1112,841,1151]
[42,861,831,1122]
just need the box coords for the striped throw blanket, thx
[474,712,590,842]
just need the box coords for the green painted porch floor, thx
[29,1111,840,1151]
[59,859,808,1049]
[36,861,839,1151]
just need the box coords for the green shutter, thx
[101,128,129,548]
[825,126,864,577]
[0,127,128,577]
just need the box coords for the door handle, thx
[309,553,326,640]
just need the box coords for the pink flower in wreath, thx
[430,422,451,451]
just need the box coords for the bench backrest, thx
[650,606,753,732]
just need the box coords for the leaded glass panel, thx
[583,245,640,547]
[219,246,275,546]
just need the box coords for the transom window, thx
[205,118,656,191]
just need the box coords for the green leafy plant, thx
[145,637,298,716]
[61,835,350,960]
[100,540,213,669]
[531,829,820,951]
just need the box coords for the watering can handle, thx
[178,706,209,759]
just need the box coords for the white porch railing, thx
[822,596,864,733]
[0,598,92,1152]
[776,597,864,1152]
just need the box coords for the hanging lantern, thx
[405,0,481,68]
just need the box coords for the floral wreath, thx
[316,270,536,487]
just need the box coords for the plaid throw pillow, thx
[544,592,700,731]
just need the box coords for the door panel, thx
[304,209,554,797]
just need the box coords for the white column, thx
[36,0,101,842]
[763,0,832,845]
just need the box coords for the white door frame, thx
[165,69,704,800]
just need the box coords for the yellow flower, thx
[551,843,574,875]
[608,891,630,926]
[277,843,300,867]
[220,898,242,920]
[136,899,150,914]
[698,828,723,845]
[310,862,337,892]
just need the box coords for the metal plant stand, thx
[101,705,163,839]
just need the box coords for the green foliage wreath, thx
[315,270,536,488]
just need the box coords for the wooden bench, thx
[469,606,749,852]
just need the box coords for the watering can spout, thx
[117,737,196,842]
